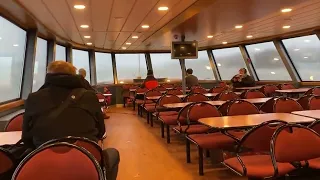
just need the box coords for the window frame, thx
[32,37,49,92]
[55,43,67,61]
[95,51,114,84]
[72,48,91,81]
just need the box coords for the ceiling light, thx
[304,40,311,43]
[281,8,292,13]
[74,5,86,9]
[122,47,127,50]
[271,72,276,74]
[294,49,300,51]
[217,63,222,67]
[158,7,169,11]
[274,58,279,61]
[304,56,309,59]
[222,42,228,44]
[0,37,2,40]
[205,66,211,70]
[86,42,92,45]
[310,76,314,81]
[80,25,89,28]
[13,44,19,47]
[235,25,243,29]
[141,25,149,29]
[255,48,261,51]
[246,35,253,38]
[132,36,138,39]
[283,25,291,29]
[84,36,91,39]
[126,42,131,45]
[207,35,213,38]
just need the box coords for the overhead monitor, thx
[171,41,198,59]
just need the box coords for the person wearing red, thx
[141,70,159,89]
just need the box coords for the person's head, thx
[78,68,87,78]
[147,70,154,76]
[239,68,247,75]
[186,68,193,75]
[47,61,76,75]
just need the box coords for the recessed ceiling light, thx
[86,42,92,45]
[122,47,127,50]
[222,42,228,44]
[304,40,311,43]
[294,48,300,51]
[283,25,291,29]
[304,56,309,59]
[0,37,2,40]
[207,35,213,38]
[84,36,91,39]
[141,25,149,29]
[126,42,131,45]
[74,5,86,9]
[158,6,169,11]
[246,35,253,38]
[235,25,243,29]
[217,63,222,67]
[132,36,139,39]
[281,8,292,13]
[80,25,89,28]
[13,44,19,47]
[255,48,261,51]
[271,72,276,74]
[274,58,279,61]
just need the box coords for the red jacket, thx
[142,75,159,89]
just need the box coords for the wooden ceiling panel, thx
[93,32,106,48]
[66,0,91,32]
[108,0,136,31]
[114,32,131,46]
[91,0,113,31]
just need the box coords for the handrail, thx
[0,100,24,113]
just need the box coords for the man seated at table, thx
[186,68,199,89]
[231,68,255,88]
[22,61,119,180]
[141,70,159,89]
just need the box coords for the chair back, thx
[175,85,183,91]
[309,96,320,110]
[184,93,209,102]
[191,87,207,94]
[227,100,259,116]
[218,100,234,116]
[297,95,313,110]
[143,89,162,105]
[4,113,24,132]
[177,103,195,125]
[278,83,295,90]
[187,102,221,124]
[162,84,174,89]
[260,85,278,97]
[167,89,183,95]
[271,124,320,163]
[259,98,276,113]
[217,91,239,101]
[12,143,104,180]
[273,97,303,113]
[244,90,266,99]
[0,147,15,176]
[135,87,148,94]
[154,85,166,92]
[209,87,226,93]
[96,93,106,106]
[156,95,182,113]
[305,87,320,96]
[309,120,320,135]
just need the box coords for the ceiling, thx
[0,0,320,51]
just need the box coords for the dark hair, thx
[147,70,153,76]
[186,68,193,74]
[240,68,247,73]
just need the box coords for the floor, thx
[103,107,246,180]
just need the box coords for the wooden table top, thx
[275,88,310,93]
[0,131,22,146]
[244,97,272,104]
[103,94,112,96]
[292,110,320,119]
[235,86,263,90]
[199,113,315,129]
[146,93,219,100]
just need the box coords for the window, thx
[95,52,114,84]
[246,42,291,81]
[0,16,26,103]
[72,49,90,82]
[32,38,47,92]
[212,47,247,80]
[282,35,320,81]
[55,45,66,61]
[150,53,182,81]
[185,51,215,80]
[115,54,147,83]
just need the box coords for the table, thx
[103,94,112,96]
[244,97,271,104]
[275,88,310,94]
[0,131,22,146]
[199,113,315,129]
[292,110,320,119]
[235,86,263,90]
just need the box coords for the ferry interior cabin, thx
[3,0,320,179]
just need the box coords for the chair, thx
[132,87,148,112]
[191,87,208,94]
[260,85,279,97]
[216,91,239,101]
[223,120,294,179]
[271,124,320,171]
[278,83,295,90]
[273,97,303,113]
[167,89,183,96]
[227,100,260,116]
[0,147,15,179]
[209,86,227,94]
[154,85,166,92]
[304,87,320,96]
[4,113,24,132]
[184,93,209,102]
[218,100,234,116]
[309,120,320,136]
[309,96,320,110]
[96,93,107,109]
[297,95,313,110]
[243,90,266,99]
[162,84,174,89]
[142,90,162,123]
[12,143,104,180]
[259,98,276,113]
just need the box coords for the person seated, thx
[141,70,159,89]
[186,68,199,89]
[22,61,119,180]
[78,68,95,92]
[231,68,255,87]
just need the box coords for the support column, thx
[111,53,118,84]
[89,50,97,85]
[207,50,220,81]
[21,29,38,99]
[66,45,73,63]
[145,53,152,71]
[47,40,55,67]
[239,45,258,81]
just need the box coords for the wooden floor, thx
[103,107,246,180]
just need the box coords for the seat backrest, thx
[12,143,104,180]
[261,85,278,97]
[227,100,260,116]
[154,85,166,92]
[218,91,239,101]
[184,93,209,102]
[187,102,221,124]
[177,103,195,124]
[175,86,183,91]
[271,124,320,163]
[0,147,15,175]
[167,89,183,95]
[145,89,162,98]
[273,97,303,113]
[209,87,226,93]
[135,87,148,94]
[4,113,24,132]
[309,120,320,135]
[244,90,266,99]
[191,87,207,94]
[162,84,174,89]
[309,96,320,110]
[157,95,182,109]
[218,100,234,116]
[297,95,313,110]
[259,98,275,113]
[305,87,320,96]
[279,83,295,90]
[96,93,106,104]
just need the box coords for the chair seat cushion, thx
[144,105,156,112]
[308,157,320,169]
[188,133,237,149]
[159,111,178,116]
[159,115,186,125]
[173,124,210,134]
[135,99,153,105]
[224,155,295,178]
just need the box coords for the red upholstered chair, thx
[191,87,208,94]
[12,143,104,180]
[218,100,234,116]
[304,87,320,96]
[260,85,279,97]
[278,83,295,90]
[309,120,320,136]
[259,98,276,113]
[162,83,174,89]
[227,100,260,116]
[244,90,266,99]
[154,85,166,92]
[273,97,303,113]
[167,89,183,96]
[142,89,162,123]
[223,120,294,179]
[175,85,183,91]
[309,96,320,110]
[96,93,106,109]
[297,95,313,110]
[4,113,24,132]
[217,91,239,101]
[209,87,227,93]
[184,93,209,102]
[0,147,15,179]
[132,87,148,112]
[271,124,320,171]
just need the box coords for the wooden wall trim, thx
[0,100,24,113]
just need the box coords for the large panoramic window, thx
[72,49,90,82]
[115,54,147,83]
[246,42,291,81]
[150,53,182,81]
[95,52,114,84]
[55,44,66,61]
[282,35,320,81]
[185,51,215,80]
[32,38,47,92]
[0,16,26,103]
[212,47,247,80]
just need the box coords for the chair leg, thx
[186,138,191,163]
[147,112,150,124]
[161,122,164,138]
[206,150,210,158]
[123,97,126,107]
[150,114,154,127]
[198,147,204,176]
[133,101,136,110]
[166,125,171,143]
